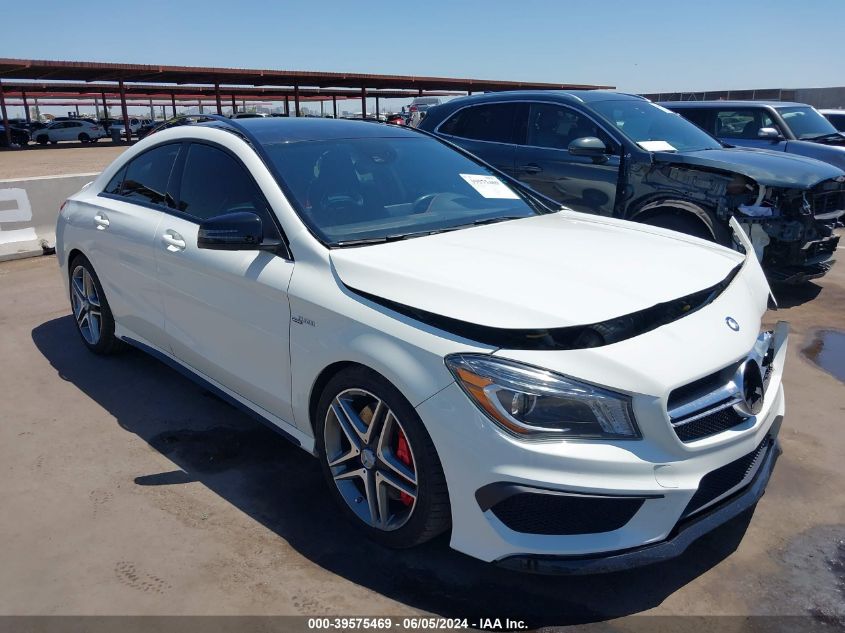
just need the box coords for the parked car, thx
[420,91,845,283]
[141,114,220,138]
[819,109,845,133]
[33,119,106,144]
[386,114,406,125]
[663,101,845,171]
[231,112,268,119]
[0,123,30,147]
[136,120,163,139]
[57,117,787,572]
[108,117,145,137]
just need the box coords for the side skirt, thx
[121,334,314,454]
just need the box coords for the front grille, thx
[674,407,748,442]
[489,492,644,535]
[682,436,772,519]
[811,189,845,219]
[668,330,776,443]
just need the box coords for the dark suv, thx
[663,101,845,171]
[420,91,845,282]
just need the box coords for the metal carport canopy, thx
[0,58,612,92]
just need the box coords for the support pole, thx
[332,95,337,118]
[0,80,11,147]
[231,95,237,115]
[22,91,30,125]
[361,87,367,119]
[294,85,300,117]
[101,92,108,119]
[215,83,222,115]
[284,96,289,116]
[320,101,324,117]
[75,104,80,116]
[119,80,131,143]
[375,95,380,119]
[149,99,154,120]
[171,93,177,118]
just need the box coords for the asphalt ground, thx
[0,242,843,631]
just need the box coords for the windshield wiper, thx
[470,215,527,226]
[807,132,844,141]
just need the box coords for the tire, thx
[37,135,48,145]
[79,133,90,143]
[638,210,718,242]
[68,254,127,355]
[315,366,450,548]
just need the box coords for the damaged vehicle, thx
[57,117,787,573]
[419,91,845,283]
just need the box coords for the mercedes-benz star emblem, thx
[733,359,765,417]
[726,316,740,331]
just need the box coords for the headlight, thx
[445,354,639,440]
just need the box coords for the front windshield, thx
[591,100,722,152]
[778,106,839,139]
[263,136,546,245]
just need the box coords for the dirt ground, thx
[0,143,130,179]
[0,250,843,630]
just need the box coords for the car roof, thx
[661,101,807,109]
[200,116,419,143]
[438,90,646,109]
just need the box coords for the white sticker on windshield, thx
[637,140,677,152]
[460,174,519,199]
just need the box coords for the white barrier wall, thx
[0,173,98,261]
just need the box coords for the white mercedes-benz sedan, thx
[56,117,788,573]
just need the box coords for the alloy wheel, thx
[71,265,102,345]
[324,388,418,530]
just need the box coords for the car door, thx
[155,141,296,424]
[87,142,181,345]
[514,102,621,215]
[436,102,520,176]
[47,122,67,141]
[61,122,80,141]
[712,108,788,151]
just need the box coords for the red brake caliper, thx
[395,430,414,506]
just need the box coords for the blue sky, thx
[1,0,842,115]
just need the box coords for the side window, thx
[177,143,277,233]
[714,109,776,139]
[438,103,517,143]
[677,109,712,133]
[120,143,180,206]
[526,103,614,151]
[103,166,127,195]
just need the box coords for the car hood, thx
[783,139,845,170]
[330,213,744,330]
[653,147,845,188]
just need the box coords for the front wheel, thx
[316,367,450,548]
[68,255,126,355]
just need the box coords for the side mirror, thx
[197,211,282,252]
[757,127,781,140]
[568,136,607,158]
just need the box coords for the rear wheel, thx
[316,367,450,548]
[68,255,126,355]
[37,135,48,145]
[78,133,90,143]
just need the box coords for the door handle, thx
[521,164,543,174]
[93,212,110,230]
[162,230,186,252]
